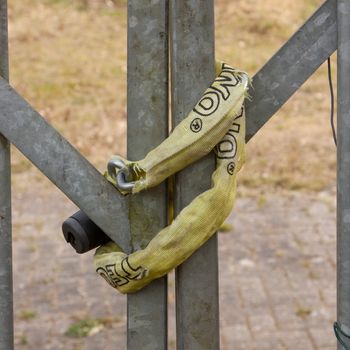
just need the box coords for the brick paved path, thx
[11,186,336,349]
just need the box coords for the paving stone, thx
[11,187,336,349]
[276,330,315,350]
[221,324,251,348]
[309,326,337,348]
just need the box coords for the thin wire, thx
[328,56,337,146]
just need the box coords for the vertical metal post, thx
[170,1,219,349]
[127,1,168,349]
[337,1,350,349]
[0,1,13,349]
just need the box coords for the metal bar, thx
[0,0,336,251]
[0,0,13,349]
[126,1,168,349]
[0,79,131,252]
[170,1,219,349]
[337,1,350,348]
[246,0,337,141]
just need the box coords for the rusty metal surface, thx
[126,1,169,349]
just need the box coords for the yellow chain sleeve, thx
[94,62,249,294]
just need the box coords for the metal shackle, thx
[107,158,135,193]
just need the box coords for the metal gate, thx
[0,0,347,349]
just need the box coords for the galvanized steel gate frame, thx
[0,0,348,349]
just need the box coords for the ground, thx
[6,0,338,349]
[12,184,336,350]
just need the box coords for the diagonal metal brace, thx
[0,0,336,252]
[0,81,131,252]
[246,0,336,141]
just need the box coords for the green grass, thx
[19,334,29,345]
[19,309,37,321]
[65,319,104,338]
[65,316,122,338]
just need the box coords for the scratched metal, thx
[126,1,168,349]
[0,1,13,349]
[170,1,219,349]
[0,79,131,252]
[337,1,350,348]
[246,0,337,141]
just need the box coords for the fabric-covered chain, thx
[94,61,250,294]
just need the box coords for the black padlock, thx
[62,210,111,254]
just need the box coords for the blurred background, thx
[8,0,336,349]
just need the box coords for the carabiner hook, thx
[107,158,135,193]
